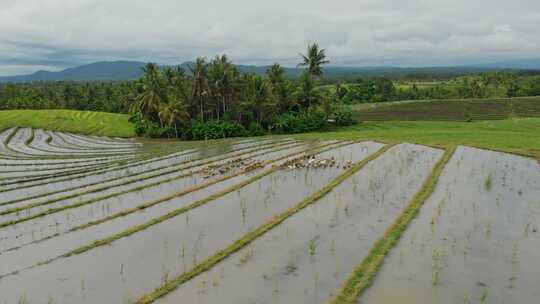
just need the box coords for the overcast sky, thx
[1,0,540,75]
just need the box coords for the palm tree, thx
[297,71,319,109]
[208,55,238,120]
[133,63,165,120]
[158,97,190,138]
[267,63,285,85]
[189,58,208,121]
[266,63,295,112]
[240,74,276,125]
[298,43,330,78]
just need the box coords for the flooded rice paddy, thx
[0,127,538,304]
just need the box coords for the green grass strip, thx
[327,145,456,304]
[134,143,396,304]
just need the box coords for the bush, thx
[247,122,266,136]
[191,120,246,140]
[129,115,167,138]
[334,107,355,126]
[270,111,327,134]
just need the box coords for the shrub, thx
[247,122,266,136]
[334,107,355,126]
[270,111,327,134]
[191,120,246,140]
[129,115,167,138]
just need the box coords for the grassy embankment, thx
[0,109,134,137]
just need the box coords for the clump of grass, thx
[480,288,490,304]
[237,248,253,266]
[463,291,471,304]
[431,248,444,286]
[309,238,318,256]
[18,295,29,304]
[484,174,492,191]
[240,198,248,222]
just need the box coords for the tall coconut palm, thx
[297,71,319,109]
[189,58,209,121]
[133,63,165,120]
[267,63,285,85]
[240,74,276,125]
[158,97,190,138]
[298,43,330,78]
[208,55,238,120]
[266,63,295,112]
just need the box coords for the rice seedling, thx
[237,248,253,266]
[484,174,493,191]
[431,248,444,286]
[309,238,318,256]
[480,288,490,304]
[18,295,29,304]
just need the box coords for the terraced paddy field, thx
[0,127,538,304]
[352,96,540,122]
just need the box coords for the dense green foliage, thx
[129,43,340,138]
[324,72,540,104]
[0,81,135,112]
[191,120,247,140]
[270,111,327,134]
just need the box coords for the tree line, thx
[333,71,540,104]
[123,43,353,139]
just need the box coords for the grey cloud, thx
[1,0,540,75]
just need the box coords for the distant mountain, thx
[2,59,540,83]
[473,58,540,70]
[0,61,147,83]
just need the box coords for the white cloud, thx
[1,0,540,74]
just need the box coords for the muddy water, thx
[361,146,540,304]
[0,142,316,252]
[5,128,38,156]
[0,128,18,157]
[0,140,298,215]
[57,132,139,150]
[0,142,382,304]
[0,139,284,201]
[155,144,443,304]
[0,142,336,280]
[30,130,136,155]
